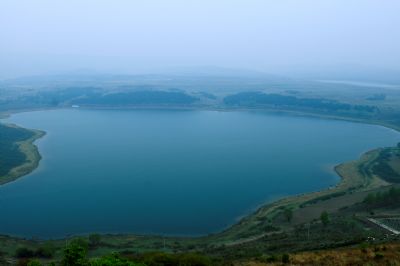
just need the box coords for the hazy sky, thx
[1,0,400,78]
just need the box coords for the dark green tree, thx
[284,208,293,222]
[61,240,89,266]
[320,211,330,226]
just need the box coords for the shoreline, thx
[0,106,399,241]
[0,123,46,186]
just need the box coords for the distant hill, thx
[72,90,199,106]
[223,91,377,114]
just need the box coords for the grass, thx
[238,242,400,265]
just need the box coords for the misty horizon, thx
[1,0,400,81]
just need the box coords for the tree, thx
[284,208,293,223]
[320,211,329,226]
[61,240,89,266]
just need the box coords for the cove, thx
[1,109,399,238]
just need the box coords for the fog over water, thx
[1,0,400,79]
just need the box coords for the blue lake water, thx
[1,109,399,238]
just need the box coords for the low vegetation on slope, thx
[5,236,400,265]
[239,242,400,266]
[0,124,35,177]
[71,91,199,106]
[372,144,400,183]
[223,91,377,115]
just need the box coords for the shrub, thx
[320,211,330,226]
[265,255,278,262]
[282,253,290,263]
[90,253,144,266]
[35,243,55,258]
[61,241,89,266]
[27,260,42,266]
[284,208,293,222]
[15,247,35,258]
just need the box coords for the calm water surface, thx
[1,109,399,238]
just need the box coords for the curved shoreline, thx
[0,107,399,242]
[0,123,46,186]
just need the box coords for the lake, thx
[1,109,399,238]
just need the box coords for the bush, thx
[61,241,89,266]
[15,247,35,258]
[35,243,55,258]
[320,211,330,226]
[282,253,290,263]
[284,208,293,222]
[265,255,278,263]
[27,260,42,266]
[90,253,144,266]
[359,243,369,253]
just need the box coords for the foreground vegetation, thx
[238,242,400,265]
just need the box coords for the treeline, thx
[0,88,199,111]
[31,87,100,106]
[0,87,101,111]
[72,91,199,106]
[372,148,400,183]
[223,92,377,113]
[373,162,400,183]
[363,187,400,207]
[0,124,34,176]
